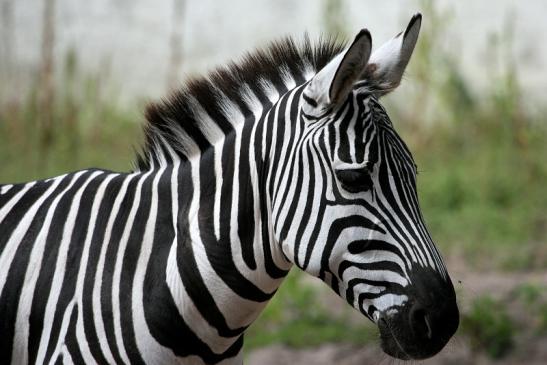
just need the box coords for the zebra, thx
[0,13,459,364]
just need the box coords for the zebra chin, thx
[375,267,460,360]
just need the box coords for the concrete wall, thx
[1,0,545,102]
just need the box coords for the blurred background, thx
[1,0,546,363]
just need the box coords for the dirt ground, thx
[246,258,547,365]
[247,340,547,365]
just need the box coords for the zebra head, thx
[274,14,459,360]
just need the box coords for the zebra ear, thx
[363,13,422,96]
[305,29,372,108]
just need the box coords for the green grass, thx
[0,87,142,183]
[460,296,515,359]
[512,283,547,335]
[538,304,547,334]
[244,270,377,350]
[514,283,544,309]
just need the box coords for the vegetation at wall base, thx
[244,270,377,350]
[461,296,514,359]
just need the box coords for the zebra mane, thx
[135,35,346,170]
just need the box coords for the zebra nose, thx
[409,303,433,339]
[407,295,459,346]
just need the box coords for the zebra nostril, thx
[424,313,433,339]
[409,304,432,339]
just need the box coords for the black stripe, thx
[319,215,386,280]
[0,180,53,256]
[302,92,318,107]
[0,184,25,207]
[238,120,258,271]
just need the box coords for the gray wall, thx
[1,0,546,103]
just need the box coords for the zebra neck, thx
[163,115,295,354]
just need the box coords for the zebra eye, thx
[335,168,373,193]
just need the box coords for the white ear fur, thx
[305,29,372,108]
[364,13,422,96]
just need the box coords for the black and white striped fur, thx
[0,13,458,364]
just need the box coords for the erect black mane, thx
[135,35,346,170]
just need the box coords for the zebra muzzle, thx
[377,269,459,360]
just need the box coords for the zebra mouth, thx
[376,302,458,360]
[374,267,460,360]
[377,316,412,360]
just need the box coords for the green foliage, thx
[538,304,547,334]
[512,283,547,335]
[244,270,376,350]
[514,283,543,309]
[461,296,514,359]
[0,50,142,183]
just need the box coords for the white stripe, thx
[371,293,409,313]
[213,143,223,241]
[0,184,13,194]
[347,98,358,163]
[258,78,280,103]
[279,65,297,90]
[187,96,225,146]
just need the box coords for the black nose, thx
[403,270,460,358]
[409,303,433,339]
[378,267,460,360]
[408,297,459,343]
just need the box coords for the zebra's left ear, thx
[304,29,372,109]
[363,13,422,96]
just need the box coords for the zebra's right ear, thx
[361,13,422,96]
[304,29,372,111]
